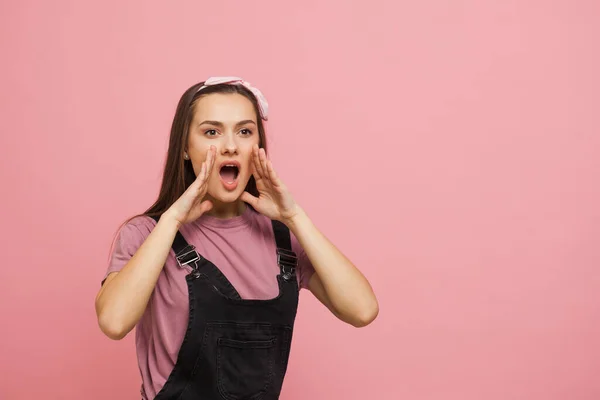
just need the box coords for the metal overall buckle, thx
[176,244,201,269]
[277,248,297,281]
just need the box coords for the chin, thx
[211,191,241,204]
[207,177,250,204]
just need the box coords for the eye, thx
[204,129,218,137]
[240,128,253,136]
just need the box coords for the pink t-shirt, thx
[104,206,315,400]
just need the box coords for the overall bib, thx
[151,217,300,400]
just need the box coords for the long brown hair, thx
[145,81,267,220]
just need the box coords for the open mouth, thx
[219,164,239,184]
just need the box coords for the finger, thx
[207,145,216,174]
[196,146,215,185]
[266,160,282,187]
[199,199,213,214]
[252,144,263,179]
[249,156,262,183]
[240,191,259,208]
[201,160,209,183]
[201,160,213,192]
[186,163,205,197]
[259,148,270,182]
[193,161,207,186]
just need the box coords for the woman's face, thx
[187,92,260,205]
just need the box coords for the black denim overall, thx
[151,217,299,400]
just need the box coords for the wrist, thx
[282,206,308,230]
[159,209,183,230]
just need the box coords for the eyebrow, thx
[198,120,256,128]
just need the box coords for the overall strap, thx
[149,215,200,268]
[271,220,298,282]
[149,214,242,299]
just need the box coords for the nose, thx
[221,134,238,155]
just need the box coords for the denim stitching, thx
[216,338,276,400]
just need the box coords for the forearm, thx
[285,209,378,325]
[95,213,181,339]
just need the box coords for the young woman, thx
[95,76,379,400]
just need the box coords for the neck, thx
[204,197,247,219]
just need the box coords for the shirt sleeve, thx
[102,217,154,284]
[290,232,316,290]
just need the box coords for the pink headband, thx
[197,76,269,121]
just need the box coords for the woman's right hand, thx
[165,146,216,226]
[96,147,216,339]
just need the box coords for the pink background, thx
[1,1,599,399]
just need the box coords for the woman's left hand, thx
[241,144,302,224]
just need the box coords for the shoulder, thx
[111,214,157,252]
[104,215,158,281]
[119,214,156,237]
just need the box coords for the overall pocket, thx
[217,337,277,400]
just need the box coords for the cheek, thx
[189,142,213,164]
[187,133,212,154]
